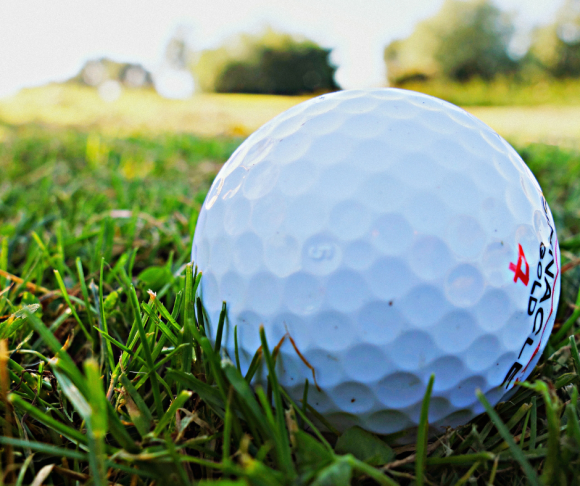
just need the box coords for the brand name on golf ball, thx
[503,197,559,389]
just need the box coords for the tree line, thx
[385,0,580,86]
[73,0,580,96]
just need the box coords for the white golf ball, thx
[193,88,561,436]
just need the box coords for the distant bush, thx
[385,0,518,85]
[195,29,339,95]
[71,58,153,89]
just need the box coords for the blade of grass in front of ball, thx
[279,387,333,451]
[415,374,434,486]
[521,380,562,484]
[181,264,196,383]
[234,325,241,372]
[214,302,227,353]
[222,361,269,446]
[166,369,225,417]
[485,402,532,451]
[529,395,538,451]
[259,326,295,477]
[222,386,235,463]
[244,346,263,383]
[477,390,540,486]
[519,406,532,446]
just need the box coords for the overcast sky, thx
[0,0,565,98]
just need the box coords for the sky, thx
[0,0,566,98]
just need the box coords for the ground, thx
[1,84,580,485]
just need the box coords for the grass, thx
[2,122,580,484]
[397,77,580,107]
[0,84,312,138]
[5,84,580,150]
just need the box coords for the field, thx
[3,84,580,148]
[2,87,580,484]
[396,78,580,108]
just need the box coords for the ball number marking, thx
[509,244,530,286]
[307,244,335,261]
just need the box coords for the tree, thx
[71,58,152,88]
[528,0,580,78]
[384,0,518,84]
[164,26,196,71]
[194,29,339,95]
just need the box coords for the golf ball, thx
[192,88,560,436]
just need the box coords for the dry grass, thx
[0,84,311,138]
[3,84,580,149]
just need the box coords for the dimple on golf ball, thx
[192,88,561,436]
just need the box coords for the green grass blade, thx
[0,436,88,461]
[142,303,179,346]
[551,283,580,343]
[166,369,225,414]
[416,374,434,486]
[345,455,399,486]
[93,327,146,365]
[15,451,35,486]
[53,269,93,343]
[178,265,195,388]
[426,452,495,465]
[199,336,229,399]
[221,361,270,446]
[52,368,92,421]
[84,359,108,486]
[255,386,278,435]
[75,258,95,333]
[530,395,538,450]
[97,258,115,373]
[234,325,241,372]
[127,284,164,417]
[259,326,294,477]
[223,386,234,463]
[136,344,193,390]
[196,296,207,337]
[152,390,192,438]
[120,373,153,437]
[106,401,141,453]
[214,301,227,353]
[476,390,541,486]
[566,403,580,444]
[279,388,333,452]
[164,432,191,486]
[523,381,561,484]
[570,336,580,377]
[0,237,8,289]
[8,394,88,446]
[24,310,89,395]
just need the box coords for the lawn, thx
[3,84,580,148]
[2,94,580,484]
